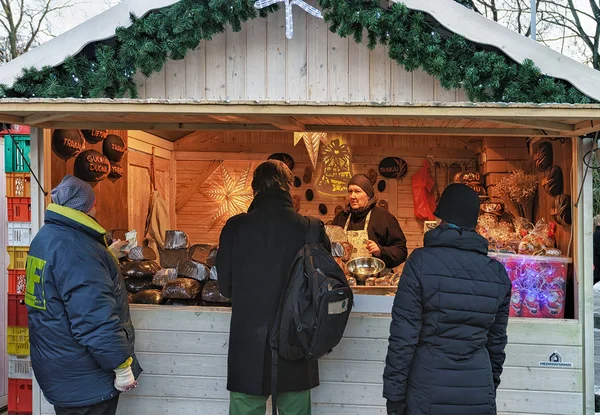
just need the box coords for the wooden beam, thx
[0,113,24,124]
[23,113,70,124]
[486,118,574,132]
[175,130,224,150]
[572,120,600,136]
[43,122,281,131]
[175,160,222,213]
[4,101,600,120]
[303,125,562,137]
[128,130,174,151]
[259,116,306,131]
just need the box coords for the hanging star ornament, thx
[294,132,330,169]
[203,164,254,226]
[254,0,323,39]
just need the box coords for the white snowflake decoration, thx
[254,0,323,39]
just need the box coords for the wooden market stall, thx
[2,0,600,414]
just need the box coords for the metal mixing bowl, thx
[346,257,385,284]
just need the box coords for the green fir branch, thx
[0,0,593,103]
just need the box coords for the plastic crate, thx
[4,135,31,173]
[9,355,32,379]
[8,222,32,246]
[8,294,28,327]
[7,327,29,356]
[6,173,31,198]
[7,198,31,222]
[8,378,32,413]
[8,270,26,294]
[7,247,28,270]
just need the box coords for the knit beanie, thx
[348,174,375,198]
[434,183,480,229]
[51,174,96,213]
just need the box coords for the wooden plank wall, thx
[134,4,466,103]
[127,132,176,240]
[175,132,477,253]
[533,138,573,256]
[48,129,128,230]
[36,307,584,415]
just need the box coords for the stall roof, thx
[1,0,600,102]
[1,99,600,139]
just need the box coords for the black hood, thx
[424,223,489,255]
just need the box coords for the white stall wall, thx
[0,136,8,409]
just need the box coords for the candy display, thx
[477,215,560,257]
[490,253,570,319]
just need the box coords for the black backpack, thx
[269,217,353,413]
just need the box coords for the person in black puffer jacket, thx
[383,183,511,415]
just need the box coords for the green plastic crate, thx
[4,135,31,173]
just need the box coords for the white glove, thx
[114,365,138,392]
[109,240,129,259]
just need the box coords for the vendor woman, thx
[332,174,408,268]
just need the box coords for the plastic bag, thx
[411,160,437,221]
[162,278,202,299]
[331,242,345,257]
[128,246,157,261]
[209,266,218,281]
[325,225,347,243]
[202,281,231,303]
[132,289,164,304]
[164,230,189,250]
[125,276,155,293]
[152,268,178,287]
[189,244,218,267]
[159,249,188,269]
[178,260,210,282]
[121,260,161,278]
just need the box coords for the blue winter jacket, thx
[25,204,142,407]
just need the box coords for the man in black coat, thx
[383,184,511,415]
[217,160,329,415]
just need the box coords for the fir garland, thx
[0,0,593,103]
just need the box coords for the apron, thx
[344,210,372,259]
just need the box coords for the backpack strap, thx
[305,216,321,245]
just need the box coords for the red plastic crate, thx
[8,378,32,413]
[8,294,28,327]
[8,270,26,294]
[8,197,31,222]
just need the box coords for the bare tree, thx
[0,0,77,63]
[464,0,599,69]
[539,0,600,69]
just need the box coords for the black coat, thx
[383,224,511,415]
[594,226,600,284]
[216,188,329,395]
[331,205,408,268]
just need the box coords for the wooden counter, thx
[33,305,583,415]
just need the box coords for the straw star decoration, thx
[204,164,253,226]
[294,132,330,169]
[254,0,323,39]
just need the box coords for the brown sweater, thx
[332,206,408,268]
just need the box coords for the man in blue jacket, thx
[25,175,141,415]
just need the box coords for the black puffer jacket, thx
[383,224,511,415]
